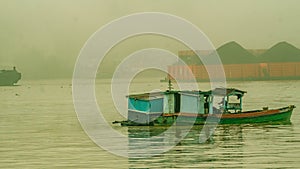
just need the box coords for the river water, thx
[0,79,299,168]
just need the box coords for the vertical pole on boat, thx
[166,79,175,124]
[168,79,173,91]
[240,96,243,112]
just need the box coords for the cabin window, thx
[204,95,212,114]
[213,96,225,111]
[228,95,240,103]
[226,95,242,112]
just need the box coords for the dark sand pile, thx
[259,41,300,62]
[214,41,258,64]
[178,41,300,65]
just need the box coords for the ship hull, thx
[0,69,21,86]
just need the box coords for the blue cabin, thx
[127,92,163,124]
[127,91,181,125]
[126,88,246,125]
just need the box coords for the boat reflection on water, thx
[127,123,293,168]
[126,124,241,155]
[127,125,192,158]
[127,124,240,154]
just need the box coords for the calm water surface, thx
[0,79,299,168]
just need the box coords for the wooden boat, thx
[168,105,295,125]
[113,84,295,126]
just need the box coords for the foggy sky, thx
[0,0,300,79]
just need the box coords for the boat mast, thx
[168,79,173,91]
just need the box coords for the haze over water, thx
[1,1,300,168]
[1,1,300,80]
[1,78,299,168]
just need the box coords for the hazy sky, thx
[0,0,299,79]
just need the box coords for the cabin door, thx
[163,94,175,114]
[174,93,181,113]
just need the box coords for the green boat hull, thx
[219,110,292,124]
[118,106,294,126]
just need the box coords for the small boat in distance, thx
[113,81,295,126]
[0,66,21,86]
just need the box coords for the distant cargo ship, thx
[165,41,300,81]
[0,67,21,86]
